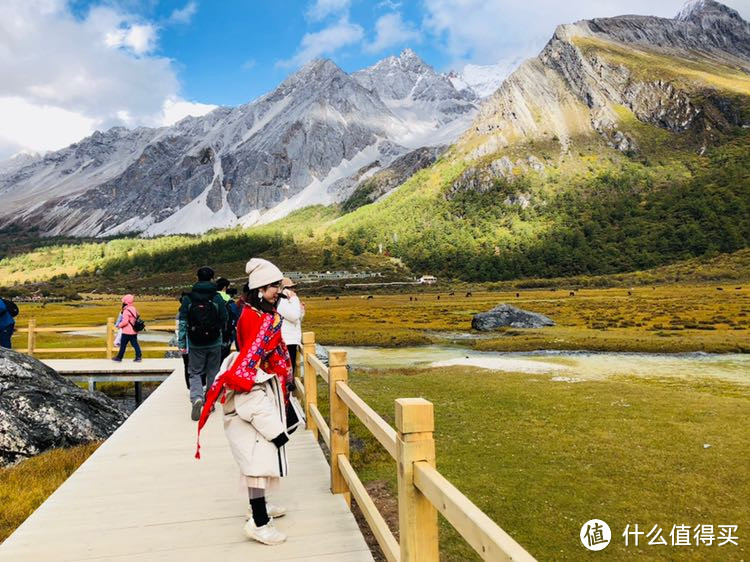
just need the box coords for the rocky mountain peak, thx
[284,58,346,86]
[676,0,743,22]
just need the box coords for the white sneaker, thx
[245,503,286,521]
[244,520,286,545]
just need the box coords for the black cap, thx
[197,266,215,281]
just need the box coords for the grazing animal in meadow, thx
[717,287,724,291]
[437,295,440,300]
[335,296,340,300]
[465,291,472,297]
[449,291,455,296]
[628,290,632,296]
[569,291,575,297]
[325,297,330,300]
[409,296,413,301]
[516,293,520,298]
[736,287,742,290]
[367,295,374,300]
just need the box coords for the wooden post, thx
[106,317,114,359]
[395,398,439,562]
[302,331,318,439]
[27,318,36,357]
[328,349,350,507]
[135,382,143,407]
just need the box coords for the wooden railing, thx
[298,331,536,562]
[15,318,178,358]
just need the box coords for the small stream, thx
[333,345,750,385]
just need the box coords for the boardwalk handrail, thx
[301,331,535,562]
[15,318,179,358]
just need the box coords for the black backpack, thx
[222,301,238,347]
[133,316,146,332]
[1,298,19,318]
[187,293,221,345]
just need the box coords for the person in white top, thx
[276,277,304,375]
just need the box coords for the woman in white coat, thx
[276,277,304,375]
[195,258,294,546]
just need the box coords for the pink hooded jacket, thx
[118,294,139,335]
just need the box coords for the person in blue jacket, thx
[0,298,16,349]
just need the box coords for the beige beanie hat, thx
[246,258,283,289]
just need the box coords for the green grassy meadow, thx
[336,368,749,561]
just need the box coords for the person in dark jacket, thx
[178,267,228,421]
[0,298,16,349]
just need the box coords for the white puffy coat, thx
[221,363,289,478]
[277,295,303,345]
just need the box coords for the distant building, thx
[418,275,437,285]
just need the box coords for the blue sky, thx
[52,0,750,106]
[1,0,749,158]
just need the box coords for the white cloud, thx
[307,0,351,21]
[280,19,364,67]
[160,97,217,126]
[169,1,198,25]
[422,0,750,67]
[0,96,97,154]
[104,22,158,54]
[242,58,257,71]
[365,12,420,53]
[0,0,191,158]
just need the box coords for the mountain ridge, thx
[0,50,481,237]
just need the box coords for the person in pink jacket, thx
[113,294,142,362]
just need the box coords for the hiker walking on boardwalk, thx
[216,277,239,361]
[195,258,294,546]
[178,267,228,421]
[113,295,142,362]
[277,278,304,376]
[0,296,18,349]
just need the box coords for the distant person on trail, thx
[277,278,304,377]
[0,297,18,349]
[113,295,142,362]
[216,277,239,362]
[194,258,294,546]
[176,292,200,390]
[178,266,228,421]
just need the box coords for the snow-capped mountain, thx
[0,50,481,237]
[448,56,528,99]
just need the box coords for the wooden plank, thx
[303,332,318,440]
[106,318,114,360]
[28,326,106,333]
[395,398,438,562]
[328,350,350,507]
[19,324,176,333]
[338,455,400,562]
[294,377,305,404]
[31,348,108,353]
[308,404,331,448]
[337,382,397,459]
[0,360,373,562]
[66,375,168,383]
[413,463,536,562]
[308,354,329,383]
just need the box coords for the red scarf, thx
[195,310,292,459]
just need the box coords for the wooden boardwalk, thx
[0,360,373,561]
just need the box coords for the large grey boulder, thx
[472,304,555,331]
[0,348,128,466]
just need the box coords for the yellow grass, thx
[0,443,100,543]
[9,284,750,355]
